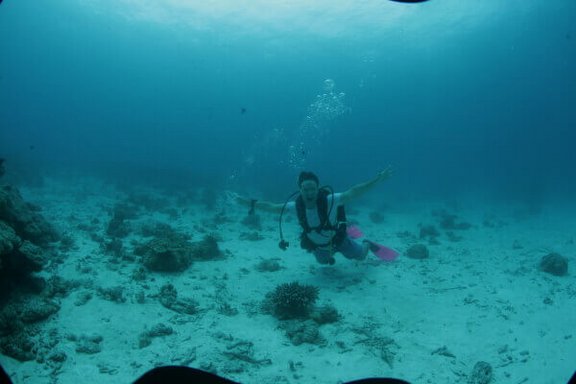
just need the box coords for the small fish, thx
[240,107,247,114]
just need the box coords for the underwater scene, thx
[1,0,575,383]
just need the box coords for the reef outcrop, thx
[0,185,60,298]
[134,227,223,273]
[539,252,569,276]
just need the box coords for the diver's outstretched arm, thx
[340,166,392,204]
[229,192,284,214]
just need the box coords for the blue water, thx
[2,2,576,383]
[1,0,575,201]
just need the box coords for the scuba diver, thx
[232,167,395,265]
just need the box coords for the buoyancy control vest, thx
[295,187,348,251]
[277,186,348,251]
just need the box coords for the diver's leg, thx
[313,248,336,265]
[339,237,368,260]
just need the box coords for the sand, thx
[1,176,575,384]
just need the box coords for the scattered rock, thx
[435,211,472,230]
[512,240,523,250]
[158,284,199,315]
[431,345,456,358]
[419,224,440,240]
[396,230,417,243]
[255,258,283,272]
[280,320,324,346]
[147,323,173,338]
[221,338,271,368]
[369,211,385,224]
[75,334,103,354]
[468,361,493,384]
[190,235,223,261]
[445,231,463,242]
[20,298,60,323]
[135,290,146,304]
[127,193,168,213]
[539,252,568,276]
[138,323,173,348]
[353,333,398,369]
[48,350,67,363]
[136,233,194,272]
[141,222,176,238]
[310,305,341,325]
[240,231,264,241]
[131,266,147,281]
[97,286,126,303]
[44,275,83,299]
[103,238,124,258]
[406,244,429,259]
[216,302,239,316]
[106,203,137,238]
[58,233,77,252]
[136,231,223,272]
[74,291,93,306]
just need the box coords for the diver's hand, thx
[377,166,393,181]
[225,191,247,206]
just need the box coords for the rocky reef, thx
[134,226,223,273]
[265,282,319,320]
[0,183,62,363]
[0,185,60,298]
[539,252,569,276]
[262,281,341,346]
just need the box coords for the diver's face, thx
[300,180,319,207]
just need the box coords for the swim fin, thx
[365,240,399,261]
[347,225,364,239]
[348,225,398,261]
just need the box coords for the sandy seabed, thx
[1,176,575,384]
